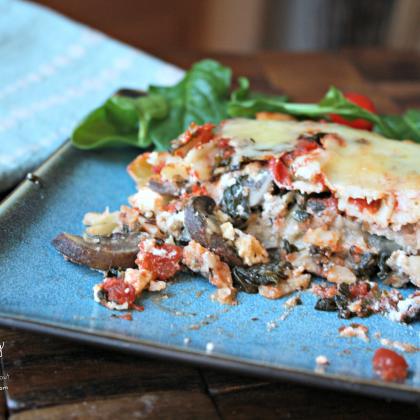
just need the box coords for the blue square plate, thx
[0,142,419,403]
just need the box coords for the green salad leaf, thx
[72,59,231,150]
[378,110,420,142]
[72,98,139,149]
[71,59,420,150]
[229,85,379,121]
[146,59,231,150]
[227,77,288,116]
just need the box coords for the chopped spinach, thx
[281,239,298,254]
[309,245,327,257]
[221,176,250,225]
[105,268,120,278]
[377,252,391,281]
[351,251,378,278]
[314,297,337,312]
[306,199,326,214]
[298,132,327,145]
[334,295,352,319]
[232,262,288,294]
[337,283,351,298]
[292,209,311,223]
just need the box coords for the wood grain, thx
[0,384,6,420]
[260,51,401,114]
[1,329,203,413]
[201,369,270,396]
[9,391,218,420]
[212,384,420,420]
[156,49,420,113]
[343,48,420,82]
[261,51,366,101]
[33,0,205,52]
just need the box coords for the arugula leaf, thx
[229,85,379,121]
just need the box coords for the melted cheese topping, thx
[221,119,420,228]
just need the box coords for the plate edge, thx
[0,315,418,406]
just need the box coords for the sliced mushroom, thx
[148,177,181,197]
[184,196,242,266]
[52,232,144,271]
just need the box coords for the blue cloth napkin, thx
[0,0,184,192]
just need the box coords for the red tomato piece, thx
[137,242,183,281]
[192,122,215,145]
[218,138,235,159]
[191,184,209,196]
[373,348,408,382]
[151,162,165,174]
[270,156,292,187]
[218,138,230,148]
[174,123,215,157]
[330,92,376,130]
[102,277,136,306]
[164,201,180,213]
[312,173,327,189]
[179,184,209,202]
[295,138,320,154]
[349,197,381,213]
[350,282,370,298]
[312,284,337,299]
[323,197,338,210]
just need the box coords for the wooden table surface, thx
[1,49,420,419]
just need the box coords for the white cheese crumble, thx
[338,324,369,342]
[315,355,329,365]
[219,172,237,189]
[266,320,277,331]
[129,187,164,214]
[220,222,235,241]
[156,211,185,239]
[206,342,215,353]
[234,230,269,266]
[151,247,168,256]
[83,208,119,236]
[387,251,420,288]
[124,268,153,294]
[149,280,167,292]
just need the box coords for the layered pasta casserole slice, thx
[53,118,419,322]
